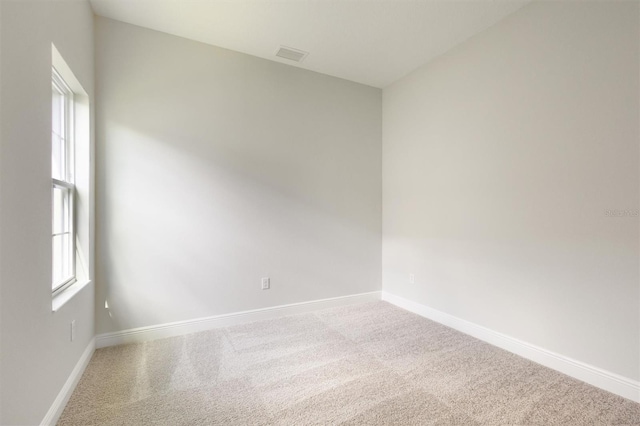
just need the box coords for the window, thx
[52,67,76,293]
[50,44,91,310]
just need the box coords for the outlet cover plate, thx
[261,277,270,290]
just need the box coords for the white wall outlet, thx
[261,277,270,290]
[70,320,76,342]
[409,273,415,284]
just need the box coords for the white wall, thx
[383,1,639,381]
[0,0,95,424]
[95,18,382,334]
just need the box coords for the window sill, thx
[52,279,91,312]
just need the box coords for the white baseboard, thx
[41,337,96,426]
[96,291,382,348]
[382,291,640,403]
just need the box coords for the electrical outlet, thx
[261,277,270,290]
[409,273,415,284]
[70,320,76,342]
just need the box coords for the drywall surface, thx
[95,18,382,334]
[383,1,639,381]
[0,0,95,424]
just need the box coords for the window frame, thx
[52,67,77,295]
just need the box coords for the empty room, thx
[1,0,639,424]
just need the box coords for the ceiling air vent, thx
[275,46,309,63]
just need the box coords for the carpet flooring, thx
[58,301,640,425]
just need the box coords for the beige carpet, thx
[58,302,640,425]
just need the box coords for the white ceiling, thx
[89,0,529,88]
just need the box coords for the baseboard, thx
[96,291,382,348]
[381,291,640,403]
[41,337,96,426]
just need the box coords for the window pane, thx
[52,186,70,235]
[52,134,65,181]
[53,186,63,235]
[52,84,66,182]
[52,86,63,137]
[52,233,72,289]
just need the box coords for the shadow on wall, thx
[97,118,381,332]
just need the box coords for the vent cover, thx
[275,46,309,63]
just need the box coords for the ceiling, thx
[89,0,530,88]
